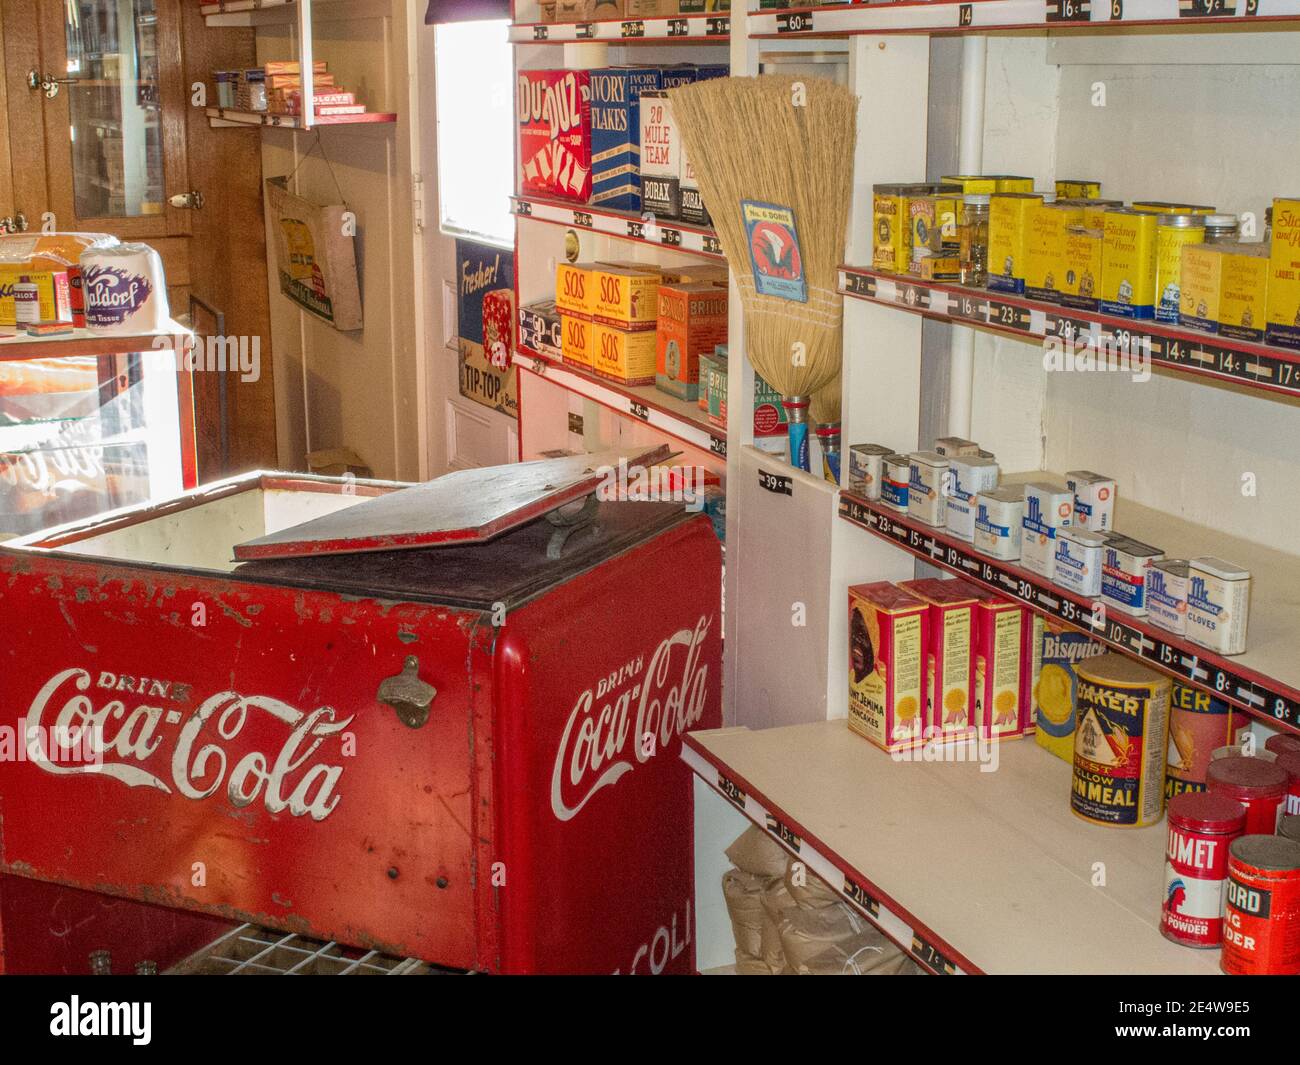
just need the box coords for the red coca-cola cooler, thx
[0,447,721,975]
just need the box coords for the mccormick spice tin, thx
[1070,653,1171,828]
[946,455,999,542]
[1207,756,1289,835]
[933,436,980,457]
[907,451,948,528]
[848,582,930,752]
[1154,214,1206,324]
[518,69,592,203]
[1162,792,1246,949]
[1166,684,1247,800]
[1187,557,1250,656]
[973,485,1023,561]
[1053,527,1106,598]
[1277,752,1300,817]
[1065,470,1115,532]
[1034,620,1108,761]
[881,454,911,513]
[1222,835,1300,975]
[1101,208,1158,319]
[1021,482,1073,580]
[900,578,977,739]
[1147,558,1189,636]
[967,586,1025,740]
[848,443,892,501]
[1100,534,1164,617]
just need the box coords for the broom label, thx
[741,200,808,303]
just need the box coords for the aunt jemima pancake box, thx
[899,578,977,741]
[518,70,592,203]
[848,582,929,753]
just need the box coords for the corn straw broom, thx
[670,75,857,471]
[812,374,842,484]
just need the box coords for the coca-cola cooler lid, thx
[233,445,675,561]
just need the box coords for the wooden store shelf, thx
[512,195,726,261]
[839,472,1300,737]
[839,265,1300,401]
[0,321,192,362]
[684,720,1220,975]
[510,13,732,43]
[205,107,397,129]
[748,0,1300,38]
[514,347,727,458]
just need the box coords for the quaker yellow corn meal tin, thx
[1101,208,1158,319]
[1071,653,1172,828]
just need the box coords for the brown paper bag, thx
[265,176,363,332]
[725,826,789,879]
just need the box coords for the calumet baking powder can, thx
[1162,792,1246,948]
[1222,835,1300,976]
[1071,653,1171,828]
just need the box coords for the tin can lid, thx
[1281,815,1300,845]
[1168,792,1247,832]
[1212,744,1276,762]
[1190,556,1250,581]
[1275,750,1300,784]
[1229,834,1300,872]
[963,193,991,205]
[1059,526,1107,547]
[908,450,948,468]
[1204,213,1238,228]
[1075,650,1167,688]
[1207,755,1289,797]
[1150,558,1189,576]
[1038,191,1058,204]
[1266,733,1300,758]
[1156,213,1207,228]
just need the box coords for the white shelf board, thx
[511,13,732,43]
[685,720,1221,975]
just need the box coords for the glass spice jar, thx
[1203,213,1240,244]
[959,194,990,287]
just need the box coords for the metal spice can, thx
[1070,653,1171,828]
[1162,792,1246,948]
[1222,835,1300,976]
[1277,751,1300,818]
[1207,756,1289,835]
[1266,732,1300,758]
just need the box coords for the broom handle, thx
[783,396,811,473]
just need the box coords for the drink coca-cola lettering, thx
[551,615,711,822]
[25,667,353,821]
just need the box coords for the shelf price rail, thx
[838,489,1300,738]
[512,196,726,261]
[839,265,1300,401]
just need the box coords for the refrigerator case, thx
[0,465,721,974]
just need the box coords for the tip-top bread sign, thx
[518,70,592,203]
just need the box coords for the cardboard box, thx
[518,70,592,203]
[1020,612,1044,736]
[848,582,930,753]
[561,313,593,370]
[1266,196,1300,349]
[593,265,659,330]
[0,269,72,326]
[593,321,656,385]
[1032,620,1109,761]
[520,300,563,360]
[639,91,680,220]
[899,578,977,741]
[589,67,662,213]
[655,281,728,401]
[556,261,598,317]
[967,587,1025,740]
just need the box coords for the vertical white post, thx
[947,35,986,438]
[298,0,315,130]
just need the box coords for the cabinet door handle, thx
[27,70,77,99]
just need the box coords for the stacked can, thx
[1222,835,1300,975]
[1206,756,1289,834]
[1162,792,1246,948]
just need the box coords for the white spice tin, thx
[1021,482,1073,579]
[1100,534,1164,616]
[881,454,911,513]
[1053,526,1107,597]
[946,456,1000,542]
[1147,558,1189,636]
[1066,470,1116,532]
[849,443,893,501]
[907,451,948,527]
[1187,556,1251,655]
[933,436,980,457]
[974,485,1024,560]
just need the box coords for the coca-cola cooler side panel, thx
[494,515,722,975]
[0,553,497,970]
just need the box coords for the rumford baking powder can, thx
[1187,556,1250,656]
[1166,684,1248,800]
[1070,653,1171,828]
[1162,792,1246,948]
[849,443,892,501]
[907,451,948,527]
[1147,558,1189,636]
[882,454,911,513]
[1222,835,1300,976]
[1208,756,1289,835]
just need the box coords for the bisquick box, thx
[518,69,592,203]
[639,91,680,220]
[520,300,562,360]
[946,455,999,542]
[1034,620,1110,762]
[1100,534,1164,617]
[589,67,663,212]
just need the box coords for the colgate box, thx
[518,69,592,203]
[0,448,722,974]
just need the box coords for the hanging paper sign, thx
[457,239,518,420]
[741,200,808,303]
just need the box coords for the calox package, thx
[0,448,722,974]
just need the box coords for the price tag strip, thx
[512,196,726,262]
[681,741,974,975]
[513,348,726,459]
[509,13,731,42]
[837,491,1300,736]
[839,266,1300,401]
